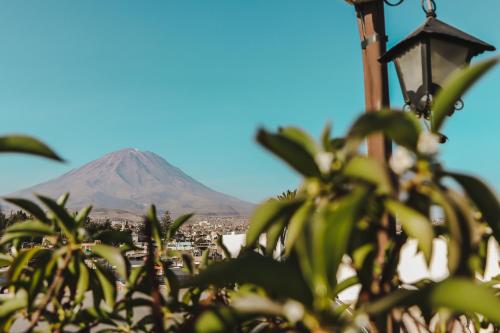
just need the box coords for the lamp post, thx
[379,2,495,125]
[349,0,496,142]
[344,1,495,331]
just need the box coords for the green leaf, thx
[200,249,210,269]
[231,294,283,316]
[92,244,127,280]
[348,111,421,151]
[194,308,235,333]
[117,297,151,311]
[0,135,63,161]
[8,248,46,281]
[431,57,500,132]
[0,290,28,318]
[128,266,145,287]
[188,252,312,305]
[265,216,286,256]
[215,235,231,259]
[352,243,375,270]
[167,213,194,240]
[284,200,314,256]
[365,288,418,314]
[163,266,180,300]
[292,235,315,292]
[0,220,56,245]
[385,199,434,264]
[343,156,393,195]
[444,172,500,240]
[145,205,162,249]
[56,192,69,207]
[257,128,321,178]
[246,198,304,247]
[313,187,369,295]
[3,198,50,224]
[182,254,194,275]
[73,306,115,326]
[4,220,54,235]
[366,278,500,326]
[95,264,117,308]
[75,205,92,225]
[37,195,76,241]
[75,262,90,303]
[132,314,155,331]
[428,278,500,325]
[28,266,44,307]
[279,127,320,157]
[427,185,465,273]
[330,138,346,151]
[333,276,359,296]
[0,254,13,268]
[321,122,332,151]
[445,190,476,274]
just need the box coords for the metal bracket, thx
[361,33,388,49]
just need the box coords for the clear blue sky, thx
[0,0,498,203]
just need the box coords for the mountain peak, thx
[105,148,148,157]
[7,149,254,217]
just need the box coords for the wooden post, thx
[354,0,391,161]
[354,0,392,282]
[351,1,397,332]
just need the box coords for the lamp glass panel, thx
[430,38,469,86]
[395,43,423,100]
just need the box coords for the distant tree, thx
[137,210,173,241]
[83,218,116,242]
[160,210,173,239]
[276,189,297,201]
[103,218,112,229]
[0,209,33,241]
[0,209,8,235]
[123,221,134,235]
[275,189,297,252]
[8,210,29,224]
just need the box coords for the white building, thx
[222,233,283,259]
[222,234,500,304]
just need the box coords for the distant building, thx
[222,233,246,258]
[167,241,193,251]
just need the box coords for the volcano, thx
[6,148,254,217]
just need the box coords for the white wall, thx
[222,233,283,258]
[338,237,500,303]
[222,234,500,304]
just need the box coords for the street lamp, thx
[379,2,495,120]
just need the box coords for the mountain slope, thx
[7,148,254,216]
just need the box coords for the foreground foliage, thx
[0,58,498,332]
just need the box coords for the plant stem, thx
[24,248,73,333]
[145,218,165,332]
